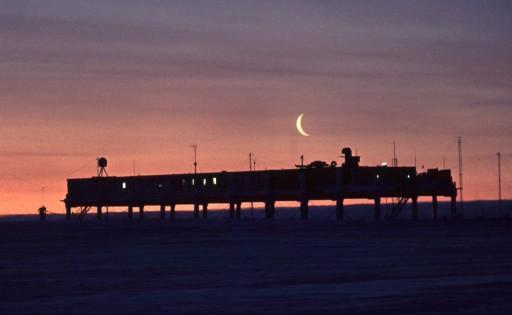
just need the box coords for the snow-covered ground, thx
[1,209,511,314]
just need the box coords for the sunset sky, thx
[1,1,511,214]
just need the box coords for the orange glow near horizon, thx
[1,2,511,214]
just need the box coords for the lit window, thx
[376,174,380,179]
[157,183,164,188]
[202,178,207,186]
[407,174,411,179]
[192,178,195,186]
[213,177,217,185]
[122,182,127,189]
[182,179,186,186]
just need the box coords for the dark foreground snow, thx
[1,217,511,314]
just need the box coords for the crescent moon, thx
[296,113,310,137]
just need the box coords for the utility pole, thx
[458,136,464,215]
[392,140,398,167]
[249,152,254,218]
[498,152,502,215]
[191,144,198,174]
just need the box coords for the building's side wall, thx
[65,167,454,207]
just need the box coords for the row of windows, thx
[119,174,412,190]
[121,177,218,190]
[376,174,412,179]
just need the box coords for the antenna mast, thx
[392,140,398,167]
[498,152,502,215]
[191,144,198,174]
[457,136,464,215]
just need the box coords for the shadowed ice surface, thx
[1,204,511,314]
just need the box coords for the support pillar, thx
[66,206,71,220]
[412,196,418,221]
[193,203,200,219]
[202,203,208,219]
[374,197,381,222]
[160,205,166,220]
[170,204,176,220]
[235,202,242,218]
[128,206,133,220]
[97,206,102,220]
[336,199,344,221]
[432,196,438,220]
[265,200,275,219]
[229,203,235,218]
[300,200,308,220]
[139,205,144,220]
[450,195,457,219]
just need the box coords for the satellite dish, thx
[97,157,108,177]
[98,157,108,168]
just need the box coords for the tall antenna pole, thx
[249,153,254,218]
[458,136,464,215]
[191,144,198,174]
[498,152,502,215]
[392,140,398,167]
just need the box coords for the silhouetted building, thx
[64,148,457,221]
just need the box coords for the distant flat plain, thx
[1,205,511,314]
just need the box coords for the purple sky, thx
[0,1,511,213]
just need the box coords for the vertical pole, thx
[160,205,166,220]
[374,197,381,222]
[139,205,144,220]
[170,204,176,220]
[265,200,275,219]
[66,206,71,220]
[432,196,438,220]
[300,200,308,220]
[249,153,254,218]
[235,202,242,218]
[392,140,398,167]
[450,195,457,219]
[336,199,344,221]
[193,203,199,219]
[192,144,198,174]
[458,136,464,216]
[128,206,133,220]
[498,152,502,215]
[202,203,208,219]
[97,205,102,220]
[411,196,418,221]
[229,203,235,218]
